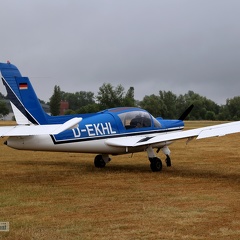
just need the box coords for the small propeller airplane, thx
[1,61,240,172]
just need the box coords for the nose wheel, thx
[165,155,171,167]
[147,146,172,172]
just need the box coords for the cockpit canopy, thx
[117,110,161,129]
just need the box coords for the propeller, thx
[178,104,194,121]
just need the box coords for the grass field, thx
[0,121,240,239]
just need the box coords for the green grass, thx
[0,121,240,239]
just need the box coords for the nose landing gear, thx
[165,155,171,167]
[147,145,172,172]
[149,157,163,172]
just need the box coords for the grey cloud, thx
[1,0,240,104]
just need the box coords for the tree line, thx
[0,83,238,121]
[49,83,240,121]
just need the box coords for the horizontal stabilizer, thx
[0,117,82,137]
[50,117,82,135]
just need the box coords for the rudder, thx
[0,62,48,125]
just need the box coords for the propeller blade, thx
[178,104,194,120]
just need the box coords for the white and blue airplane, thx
[1,61,240,172]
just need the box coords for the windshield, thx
[118,111,152,129]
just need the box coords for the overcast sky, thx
[1,0,240,104]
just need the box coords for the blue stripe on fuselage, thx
[51,113,184,145]
[53,113,118,143]
[51,126,183,145]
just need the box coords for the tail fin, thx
[0,62,48,125]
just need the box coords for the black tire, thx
[94,155,106,168]
[150,157,162,172]
[165,155,171,167]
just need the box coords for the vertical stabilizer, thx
[0,62,48,125]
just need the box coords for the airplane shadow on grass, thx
[10,159,240,186]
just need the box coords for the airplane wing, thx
[105,121,240,147]
[0,117,82,137]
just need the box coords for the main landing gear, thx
[94,154,111,168]
[93,146,172,172]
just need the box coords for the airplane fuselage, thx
[6,108,183,155]
[6,135,174,155]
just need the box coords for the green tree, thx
[77,103,101,114]
[181,91,219,120]
[61,91,95,111]
[159,91,178,118]
[224,96,240,120]
[96,83,125,109]
[175,94,190,119]
[47,83,240,120]
[139,90,222,120]
[0,101,9,117]
[139,91,178,118]
[122,87,135,107]
[140,94,161,117]
[205,111,216,120]
[218,105,229,120]
[49,85,61,116]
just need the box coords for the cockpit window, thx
[118,111,152,129]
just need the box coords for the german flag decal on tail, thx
[19,83,28,90]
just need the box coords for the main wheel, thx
[150,157,162,172]
[94,155,106,168]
